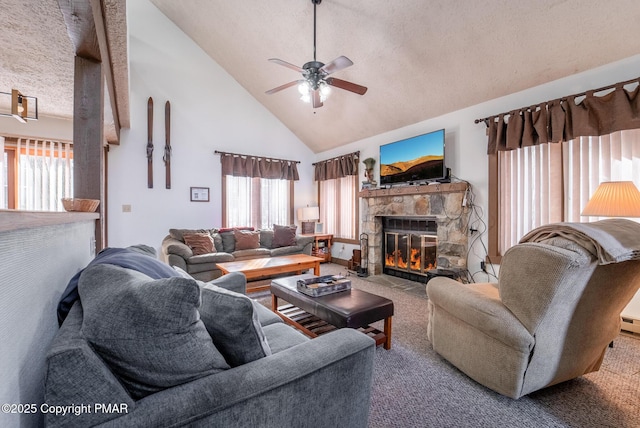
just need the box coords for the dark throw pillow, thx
[78,264,229,400]
[183,232,216,255]
[234,229,261,250]
[272,224,297,248]
[199,282,272,367]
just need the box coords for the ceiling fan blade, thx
[265,80,304,95]
[312,90,323,108]
[319,56,353,75]
[326,77,368,95]
[268,58,305,73]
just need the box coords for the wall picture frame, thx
[190,187,210,202]
[314,222,324,234]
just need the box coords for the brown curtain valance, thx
[482,77,640,154]
[313,151,360,181]
[217,151,299,180]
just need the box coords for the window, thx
[314,152,359,242]
[218,152,299,230]
[1,137,73,211]
[223,175,293,229]
[493,129,640,256]
[319,175,358,241]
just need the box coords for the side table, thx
[303,233,333,263]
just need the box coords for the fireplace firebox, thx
[382,216,437,282]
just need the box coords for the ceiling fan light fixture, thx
[298,81,311,95]
[319,82,331,98]
[265,0,367,106]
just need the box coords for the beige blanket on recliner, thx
[519,219,640,264]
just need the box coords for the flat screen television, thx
[379,129,446,186]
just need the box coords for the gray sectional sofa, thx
[162,228,314,281]
[44,246,375,427]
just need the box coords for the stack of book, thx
[296,275,351,297]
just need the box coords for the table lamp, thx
[581,181,640,217]
[297,206,320,234]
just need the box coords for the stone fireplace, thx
[360,182,469,277]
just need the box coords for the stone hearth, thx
[360,182,469,276]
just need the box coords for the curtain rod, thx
[312,150,360,166]
[214,150,300,164]
[474,76,640,125]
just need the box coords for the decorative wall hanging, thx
[147,97,154,188]
[190,187,209,202]
[164,100,171,189]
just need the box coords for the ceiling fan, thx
[265,0,367,108]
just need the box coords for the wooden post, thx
[73,55,105,251]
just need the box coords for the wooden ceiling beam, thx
[57,0,101,62]
[90,0,120,144]
[57,0,124,144]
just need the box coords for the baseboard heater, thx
[621,316,640,334]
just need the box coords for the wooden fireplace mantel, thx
[359,181,467,198]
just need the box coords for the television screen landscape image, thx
[379,129,445,185]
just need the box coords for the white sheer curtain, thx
[498,129,640,253]
[319,175,357,240]
[13,138,73,211]
[225,175,290,229]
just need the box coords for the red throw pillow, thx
[234,229,260,250]
[183,233,216,256]
[272,224,297,248]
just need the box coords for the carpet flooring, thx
[253,263,640,428]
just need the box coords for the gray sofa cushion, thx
[253,300,284,326]
[78,264,229,399]
[262,322,310,353]
[220,231,236,252]
[188,252,235,264]
[232,248,271,260]
[270,245,305,257]
[260,229,274,249]
[199,283,272,367]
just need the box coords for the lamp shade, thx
[297,206,320,221]
[581,181,640,217]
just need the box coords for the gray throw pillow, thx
[78,264,229,400]
[199,283,272,367]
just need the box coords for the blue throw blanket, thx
[57,245,180,325]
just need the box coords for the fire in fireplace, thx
[382,216,438,281]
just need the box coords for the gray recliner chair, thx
[427,220,640,399]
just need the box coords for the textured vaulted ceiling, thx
[2,1,640,153]
[149,0,640,153]
[0,0,129,142]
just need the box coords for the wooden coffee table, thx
[270,274,394,349]
[217,254,323,293]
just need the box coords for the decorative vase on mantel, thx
[362,157,377,188]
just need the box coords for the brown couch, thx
[162,228,314,281]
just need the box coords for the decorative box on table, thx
[296,275,351,297]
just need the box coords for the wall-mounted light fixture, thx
[0,89,38,123]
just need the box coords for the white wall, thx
[0,115,72,142]
[107,0,316,252]
[317,54,640,281]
